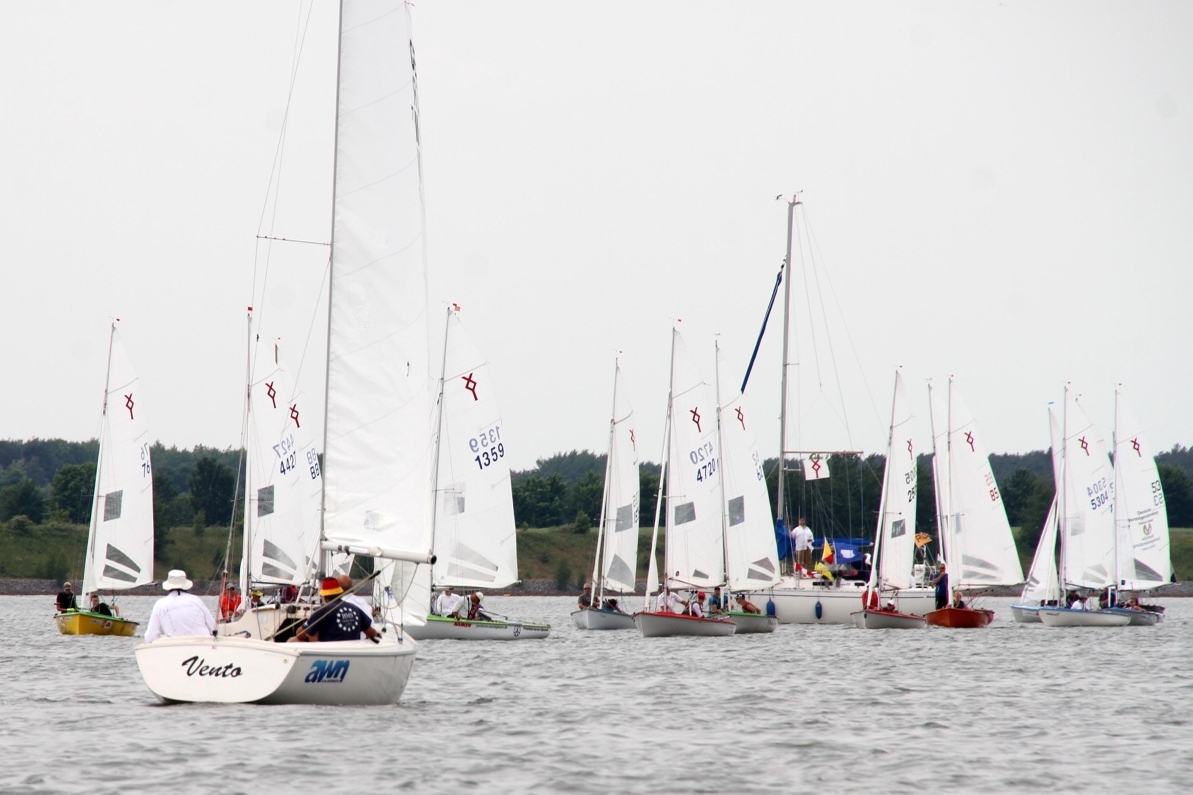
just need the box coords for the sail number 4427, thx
[471,424,505,470]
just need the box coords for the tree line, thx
[3,439,1192,560]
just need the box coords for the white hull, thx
[407,615,550,640]
[723,612,778,634]
[851,608,927,629]
[748,580,935,624]
[571,608,636,630]
[133,633,417,705]
[1010,604,1044,623]
[632,611,737,637]
[1038,608,1131,628]
[218,604,312,640]
[1102,607,1163,626]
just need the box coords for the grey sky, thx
[2,1,1190,471]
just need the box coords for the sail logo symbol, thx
[462,372,479,401]
[1142,522,1153,538]
[265,381,277,408]
[1132,437,1142,457]
[689,407,702,432]
[305,659,350,684]
[124,393,135,420]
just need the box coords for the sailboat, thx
[713,341,780,633]
[1037,386,1130,627]
[572,357,640,630]
[404,306,550,641]
[133,1,437,704]
[926,377,1024,628]
[216,315,324,641]
[56,321,154,637]
[1102,386,1169,625]
[744,197,932,623]
[633,328,736,637]
[852,370,926,630]
[1010,410,1063,623]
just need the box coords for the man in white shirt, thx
[792,518,814,572]
[435,586,465,618]
[144,570,216,642]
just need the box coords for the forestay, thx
[83,325,154,597]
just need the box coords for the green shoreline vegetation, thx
[2,441,1191,587]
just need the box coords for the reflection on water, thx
[3,595,1190,794]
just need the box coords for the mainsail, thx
[83,323,155,597]
[873,370,917,591]
[1058,389,1115,590]
[1113,388,1171,590]
[596,359,640,594]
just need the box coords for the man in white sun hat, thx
[144,570,216,642]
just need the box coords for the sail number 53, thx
[471,424,505,471]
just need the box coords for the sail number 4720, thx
[690,442,717,482]
[471,424,505,470]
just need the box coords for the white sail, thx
[431,308,518,590]
[874,370,917,591]
[1020,408,1062,604]
[83,324,154,597]
[715,345,780,591]
[663,330,724,590]
[598,361,640,594]
[244,359,322,586]
[932,378,1023,588]
[320,3,434,570]
[1059,390,1116,589]
[1113,388,1171,590]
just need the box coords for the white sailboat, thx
[633,328,736,637]
[745,198,931,623]
[1038,386,1129,628]
[1101,386,1168,625]
[713,341,779,633]
[56,321,154,637]
[926,377,1023,628]
[405,306,550,641]
[215,318,324,641]
[134,1,437,704]
[853,370,926,630]
[573,358,640,630]
[1010,410,1063,623]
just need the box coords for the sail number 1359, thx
[471,424,505,471]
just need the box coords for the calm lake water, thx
[2,594,1189,794]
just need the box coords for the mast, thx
[869,370,901,596]
[234,307,254,593]
[427,305,452,595]
[775,196,798,524]
[590,358,620,608]
[317,0,348,578]
[1059,383,1069,595]
[83,321,119,600]
[643,330,677,610]
[714,339,731,593]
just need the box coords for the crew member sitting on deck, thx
[467,591,492,621]
[602,597,625,613]
[89,592,118,617]
[292,577,379,643]
[707,586,726,614]
[689,592,707,618]
[951,590,967,609]
[435,585,465,618]
[734,593,761,614]
[219,583,243,621]
[578,582,595,610]
[56,582,78,613]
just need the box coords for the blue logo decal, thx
[304,659,349,684]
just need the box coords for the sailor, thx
[578,582,595,610]
[792,518,815,572]
[55,582,78,613]
[707,586,726,614]
[734,593,761,614]
[435,585,465,618]
[219,582,243,621]
[689,592,707,618]
[930,563,949,610]
[337,574,374,618]
[144,570,217,642]
[293,577,380,643]
[89,592,119,617]
[466,591,492,621]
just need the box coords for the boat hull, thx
[925,606,994,628]
[723,612,778,634]
[218,604,312,640]
[1039,608,1130,627]
[748,581,935,624]
[1010,604,1043,623]
[1102,606,1163,626]
[571,608,636,630]
[55,611,138,637]
[406,614,551,640]
[632,611,737,637]
[133,633,417,705]
[852,608,927,629]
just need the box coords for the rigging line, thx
[255,235,332,246]
[802,204,884,446]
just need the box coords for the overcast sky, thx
[2,1,1190,472]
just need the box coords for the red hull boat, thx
[925,606,994,628]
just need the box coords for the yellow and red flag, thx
[815,539,835,580]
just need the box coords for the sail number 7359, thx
[471,424,505,470]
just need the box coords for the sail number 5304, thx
[471,424,505,470]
